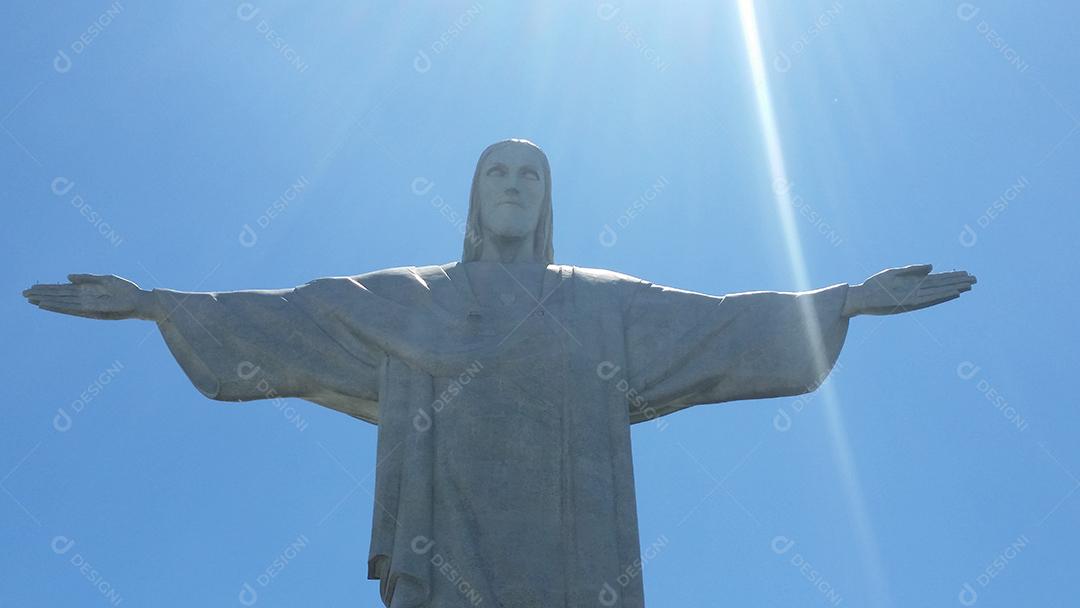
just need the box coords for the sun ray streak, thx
[736,2,892,605]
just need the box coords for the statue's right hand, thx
[22,274,158,321]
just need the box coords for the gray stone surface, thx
[23,139,975,607]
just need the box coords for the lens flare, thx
[736,1,892,604]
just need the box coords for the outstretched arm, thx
[623,278,852,422]
[23,274,162,321]
[841,264,976,317]
[621,264,976,422]
[23,273,380,423]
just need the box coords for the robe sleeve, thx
[152,286,382,423]
[623,281,850,423]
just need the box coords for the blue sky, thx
[2,1,1077,606]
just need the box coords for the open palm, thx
[22,274,148,320]
[849,264,977,316]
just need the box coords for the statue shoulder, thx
[566,265,651,289]
[564,265,653,311]
[298,263,455,298]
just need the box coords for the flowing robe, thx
[152,262,850,608]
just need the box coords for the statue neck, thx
[478,229,537,263]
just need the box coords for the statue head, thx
[463,139,554,264]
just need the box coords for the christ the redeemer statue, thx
[24,139,975,608]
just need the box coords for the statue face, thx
[476,144,546,239]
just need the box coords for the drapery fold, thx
[152,263,850,607]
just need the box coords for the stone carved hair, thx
[462,139,555,264]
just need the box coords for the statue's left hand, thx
[843,264,976,317]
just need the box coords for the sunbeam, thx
[736,1,892,605]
